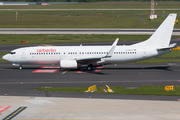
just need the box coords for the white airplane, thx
[2,13,177,70]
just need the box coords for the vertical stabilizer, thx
[133,14,177,48]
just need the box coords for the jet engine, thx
[60,60,77,69]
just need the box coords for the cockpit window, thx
[10,52,16,55]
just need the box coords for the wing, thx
[76,38,119,64]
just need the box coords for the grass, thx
[0,34,152,45]
[131,58,180,64]
[34,85,180,96]
[0,34,179,45]
[34,87,88,93]
[0,52,9,55]
[131,50,180,64]
[0,52,9,63]
[1,2,180,9]
[0,10,180,28]
[0,58,9,63]
[159,50,180,58]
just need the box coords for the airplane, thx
[2,13,177,71]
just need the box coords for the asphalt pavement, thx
[0,28,180,35]
[0,62,180,101]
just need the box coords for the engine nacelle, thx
[60,60,77,69]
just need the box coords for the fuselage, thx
[2,45,170,66]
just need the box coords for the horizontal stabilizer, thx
[157,43,177,50]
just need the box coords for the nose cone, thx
[2,54,8,61]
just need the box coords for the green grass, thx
[34,85,180,96]
[130,49,180,64]
[34,87,88,93]
[0,52,9,55]
[160,50,180,58]
[131,58,180,64]
[0,34,152,45]
[0,10,180,28]
[0,52,9,63]
[0,58,9,63]
[0,34,179,45]
[1,2,180,9]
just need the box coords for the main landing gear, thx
[87,64,93,71]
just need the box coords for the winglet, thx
[112,38,119,46]
[104,38,119,58]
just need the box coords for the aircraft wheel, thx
[87,64,93,71]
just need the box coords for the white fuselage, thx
[2,45,170,66]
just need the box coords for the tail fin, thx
[133,13,177,48]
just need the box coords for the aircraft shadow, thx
[102,66,172,71]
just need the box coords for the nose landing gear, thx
[19,66,22,70]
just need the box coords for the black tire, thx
[87,64,93,71]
